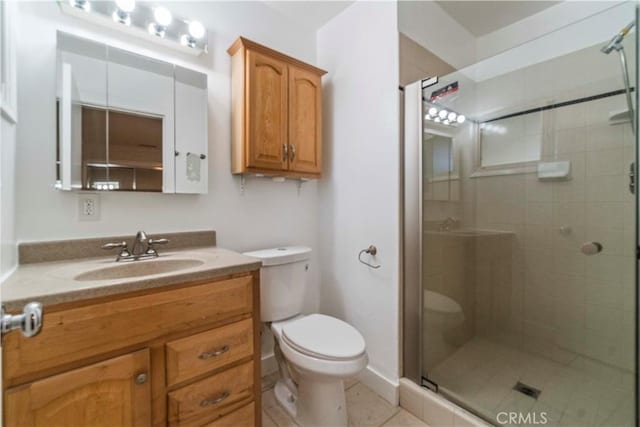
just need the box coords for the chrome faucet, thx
[102,231,169,261]
[131,230,149,257]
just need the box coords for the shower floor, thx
[428,337,634,426]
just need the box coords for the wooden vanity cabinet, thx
[228,37,326,179]
[2,271,261,427]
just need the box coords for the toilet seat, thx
[271,314,368,378]
[281,314,366,361]
[424,290,463,315]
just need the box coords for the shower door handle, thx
[629,162,635,194]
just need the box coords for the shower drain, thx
[513,382,541,399]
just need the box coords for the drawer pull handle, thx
[200,391,230,407]
[198,345,230,360]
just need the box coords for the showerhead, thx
[601,21,635,54]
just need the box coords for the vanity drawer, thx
[166,318,254,387]
[168,361,254,427]
[203,402,255,426]
[4,275,253,383]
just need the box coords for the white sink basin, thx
[74,259,204,281]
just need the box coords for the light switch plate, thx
[78,193,100,221]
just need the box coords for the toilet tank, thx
[242,246,311,322]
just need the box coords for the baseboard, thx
[357,366,399,406]
[261,352,278,377]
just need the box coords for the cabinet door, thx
[246,50,288,171]
[4,349,151,427]
[288,65,322,174]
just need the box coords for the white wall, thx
[399,1,632,77]
[317,1,400,403]
[398,0,476,70]
[1,118,17,281]
[476,1,627,61]
[14,1,322,359]
[0,1,18,283]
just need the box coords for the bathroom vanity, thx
[1,233,262,427]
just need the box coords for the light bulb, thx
[428,107,438,117]
[115,0,135,12]
[424,115,431,120]
[434,117,441,123]
[438,110,448,119]
[448,112,457,121]
[112,0,134,25]
[188,21,205,39]
[69,0,90,12]
[443,119,450,125]
[457,115,466,124]
[154,7,172,26]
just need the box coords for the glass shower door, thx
[417,3,638,426]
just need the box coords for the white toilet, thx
[243,246,368,427]
[422,290,465,372]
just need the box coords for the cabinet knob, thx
[283,144,288,162]
[289,144,296,161]
[135,373,148,385]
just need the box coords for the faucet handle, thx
[148,238,169,246]
[102,241,128,250]
[145,238,169,256]
[102,241,132,261]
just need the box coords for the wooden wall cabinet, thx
[3,272,261,427]
[228,37,326,179]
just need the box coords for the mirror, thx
[55,32,208,194]
[423,130,460,202]
[424,132,457,180]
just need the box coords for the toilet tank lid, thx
[242,246,311,266]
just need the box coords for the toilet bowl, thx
[423,290,465,372]
[271,314,368,426]
[243,247,368,427]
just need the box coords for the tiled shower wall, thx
[470,93,635,371]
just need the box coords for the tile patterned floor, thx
[261,373,429,427]
[429,337,634,427]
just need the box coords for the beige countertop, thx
[2,247,262,312]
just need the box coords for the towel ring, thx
[359,245,381,269]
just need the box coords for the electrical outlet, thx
[78,194,100,221]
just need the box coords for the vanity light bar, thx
[58,0,208,56]
[424,103,465,127]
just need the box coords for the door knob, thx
[1,302,43,338]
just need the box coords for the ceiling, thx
[436,1,561,36]
[262,1,355,30]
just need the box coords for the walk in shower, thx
[403,2,638,426]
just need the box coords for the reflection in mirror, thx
[425,133,454,180]
[422,126,460,202]
[56,32,107,191]
[82,108,163,191]
[55,31,208,194]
